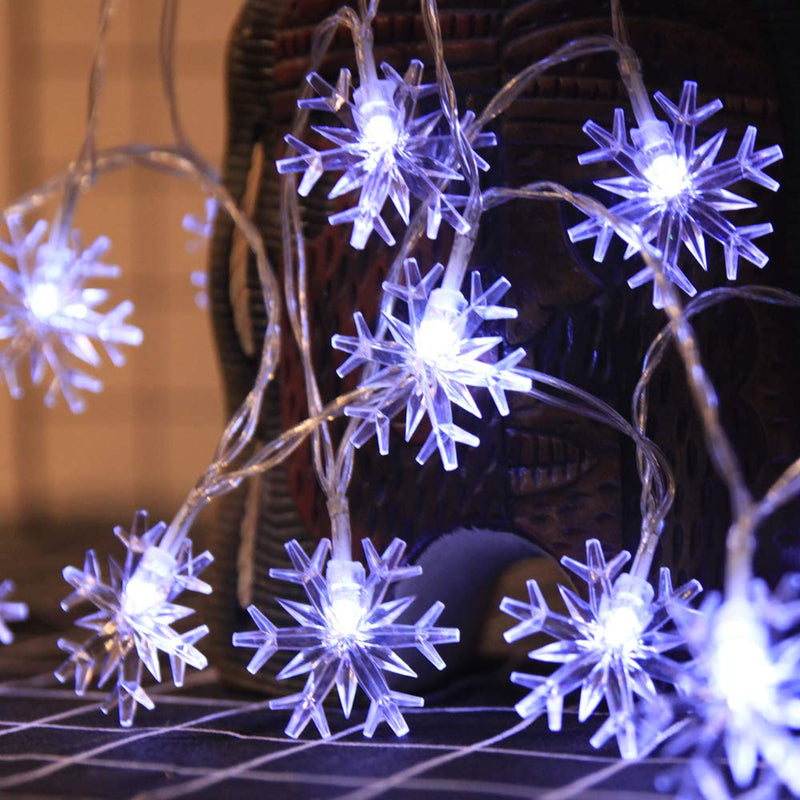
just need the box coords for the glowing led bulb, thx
[326,559,368,638]
[414,288,466,363]
[709,601,772,714]
[643,152,690,201]
[359,106,400,152]
[27,282,61,321]
[414,316,461,361]
[600,604,642,650]
[120,546,176,618]
[332,259,530,470]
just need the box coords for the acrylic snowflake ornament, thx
[233,537,460,739]
[0,215,143,412]
[501,539,702,758]
[56,510,213,726]
[666,576,800,798]
[331,258,531,471]
[568,81,783,307]
[277,61,496,248]
[0,579,28,645]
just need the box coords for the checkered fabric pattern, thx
[0,630,693,800]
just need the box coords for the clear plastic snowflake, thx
[567,80,783,307]
[0,215,143,412]
[501,538,702,758]
[0,579,28,644]
[666,576,800,798]
[232,536,460,739]
[276,61,496,249]
[331,258,531,471]
[56,510,213,726]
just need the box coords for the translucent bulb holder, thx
[121,546,177,618]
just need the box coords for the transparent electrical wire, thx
[483,181,757,582]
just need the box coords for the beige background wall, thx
[0,0,242,530]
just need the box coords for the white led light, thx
[361,111,399,152]
[711,607,772,713]
[27,282,61,321]
[643,153,690,201]
[329,595,365,636]
[414,315,461,362]
[601,604,642,651]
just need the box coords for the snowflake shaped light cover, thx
[568,81,783,307]
[56,511,213,726]
[0,215,143,412]
[277,61,496,249]
[0,580,28,645]
[331,258,531,471]
[501,539,702,758]
[233,536,459,739]
[667,577,800,798]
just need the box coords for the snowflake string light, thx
[277,61,496,249]
[568,81,783,307]
[665,577,800,798]
[233,536,460,739]
[0,215,143,412]
[56,510,213,726]
[501,539,702,758]
[0,580,28,645]
[331,258,531,471]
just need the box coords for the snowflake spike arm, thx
[233,537,460,738]
[502,538,702,758]
[0,580,29,644]
[56,511,212,726]
[568,80,783,305]
[332,259,531,470]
